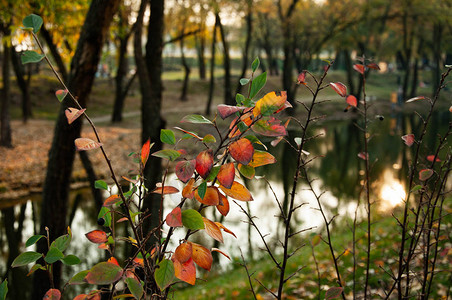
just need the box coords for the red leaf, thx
[108,257,120,266]
[217,162,235,189]
[195,150,214,179]
[358,152,369,161]
[165,207,183,227]
[75,138,102,151]
[43,289,61,300]
[174,242,192,263]
[65,108,86,125]
[217,104,245,119]
[194,186,220,206]
[85,230,108,244]
[190,242,213,271]
[353,64,365,74]
[419,169,433,181]
[103,194,121,207]
[330,82,347,97]
[297,71,306,84]
[402,134,415,147]
[173,257,196,285]
[203,217,224,243]
[346,95,358,107]
[216,192,230,216]
[84,262,123,285]
[251,117,287,137]
[219,181,253,202]
[366,62,380,70]
[141,139,151,167]
[175,160,196,183]
[325,286,343,299]
[229,138,254,165]
[152,186,180,195]
[427,155,440,162]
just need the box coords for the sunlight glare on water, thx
[379,169,406,211]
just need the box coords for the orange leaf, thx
[219,181,253,202]
[215,222,237,238]
[217,162,235,189]
[194,186,220,206]
[173,126,202,140]
[211,248,231,260]
[65,108,86,125]
[173,257,196,285]
[248,150,276,168]
[116,217,128,223]
[346,95,357,107]
[43,289,61,300]
[182,178,195,199]
[229,138,254,165]
[98,243,109,250]
[203,217,224,243]
[195,149,214,179]
[216,192,230,216]
[152,186,180,195]
[133,257,144,267]
[141,139,152,167]
[253,91,287,117]
[108,257,120,267]
[228,108,254,138]
[366,62,380,70]
[103,194,121,207]
[85,230,108,244]
[75,138,102,151]
[174,242,192,263]
[166,207,183,227]
[427,155,440,162]
[190,242,213,271]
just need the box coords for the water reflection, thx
[1,111,449,297]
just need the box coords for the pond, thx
[1,109,450,298]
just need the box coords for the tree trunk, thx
[180,28,190,101]
[141,0,165,241]
[196,32,206,80]
[431,23,442,96]
[112,35,129,122]
[11,47,32,123]
[32,1,120,298]
[216,13,233,105]
[205,20,217,115]
[1,40,12,148]
[40,24,68,81]
[235,0,253,96]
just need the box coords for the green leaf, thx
[98,207,112,227]
[251,57,260,72]
[0,279,8,300]
[160,129,176,145]
[61,255,81,265]
[152,149,181,161]
[202,134,216,143]
[249,72,267,99]
[197,182,207,200]
[236,93,245,105]
[238,164,255,179]
[27,264,45,276]
[180,114,212,124]
[154,259,175,291]
[240,78,250,86]
[181,209,205,230]
[85,262,123,285]
[95,180,108,190]
[21,51,45,64]
[125,277,143,299]
[23,14,43,33]
[12,251,42,267]
[69,270,89,285]
[55,89,68,102]
[106,236,115,245]
[325,287,343,299]
[205,166,220,182]
[25,235,45,247]
[51,233,71,252]
[238,121,249,133]
[244,135,267,150]
[45,247,64,264]
[410,185,422,193]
